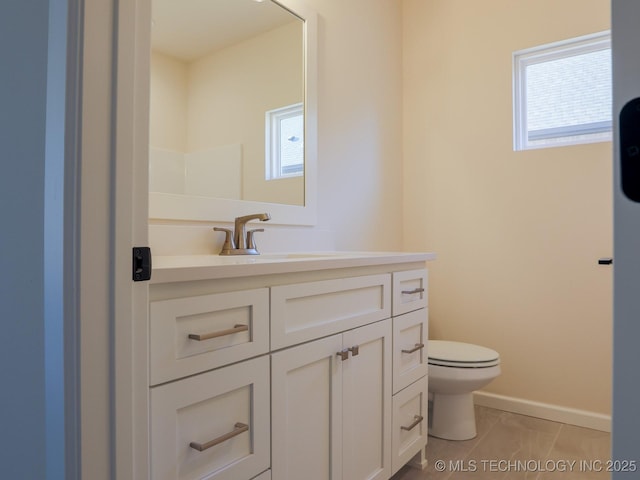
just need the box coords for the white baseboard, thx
[473,391,611,432]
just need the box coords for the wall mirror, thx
[148,0,317,225]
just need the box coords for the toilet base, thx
[429,392,477,440]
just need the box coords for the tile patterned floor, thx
[391,406,611,480]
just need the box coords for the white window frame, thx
[265,103,304,180]
[513,31,611,151]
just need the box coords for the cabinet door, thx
[271,334,344,480]
[392,309,428,394]
[342,319,392,480]
[271,274,391,350]
[392,270,427,317]
[149,288,269,385]
[150,356,270,480]
[391,376,428,475]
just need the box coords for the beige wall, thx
[403,0,612,415]
[149,0,405,254]
[188,20,304,205]
[149,51,188,152]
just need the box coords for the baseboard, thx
[473,391,611,432]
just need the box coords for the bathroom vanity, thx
[145,252,434,480]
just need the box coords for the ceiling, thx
[152,0,299,62]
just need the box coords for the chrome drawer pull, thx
[400,415,424,431]
[188,324,249,341]
[189,422,249,451]
[401,343,424,354]
[401,288,425,295]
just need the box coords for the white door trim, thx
[112,0,151,478]
[73,0,151,478]
[612,0,640,471]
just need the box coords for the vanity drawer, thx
[391,376,428,475]
[393,309,428,394]
[271,274,391,349]
[149,289,269,385]
[150,356,270,480]
[392,269,427,316]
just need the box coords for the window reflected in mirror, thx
[266,102,304,180]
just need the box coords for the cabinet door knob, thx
[348,345,359,356]
[337,350,349,361]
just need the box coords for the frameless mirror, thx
[148,0,317,225]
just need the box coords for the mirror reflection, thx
[149,0,305,206]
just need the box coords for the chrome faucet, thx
[214,213,271,255]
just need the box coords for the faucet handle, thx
[213,227,235,253]
[246,229,264,250]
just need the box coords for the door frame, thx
[71,0,640,476]
[112,0,151,478]
[70,0,151,477]
[612,0,640,472]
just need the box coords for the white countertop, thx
[150,251,436,284]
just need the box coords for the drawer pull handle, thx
[401,343,425,354]
[401,288,425,295]
[401,415,424,431]
[189,422,249,451]
[188,324,249,341]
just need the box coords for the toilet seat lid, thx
[428,340,500,367]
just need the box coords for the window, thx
[265,103,304,179]
[513,31,611,151]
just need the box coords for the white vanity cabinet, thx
[146,252,434,480]
[148,288,271,480]
[270,269,429,480]
[271,317,392,480]
[270,274,393,480]
[390,269,429,475]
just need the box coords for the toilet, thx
[428,340,501,441]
